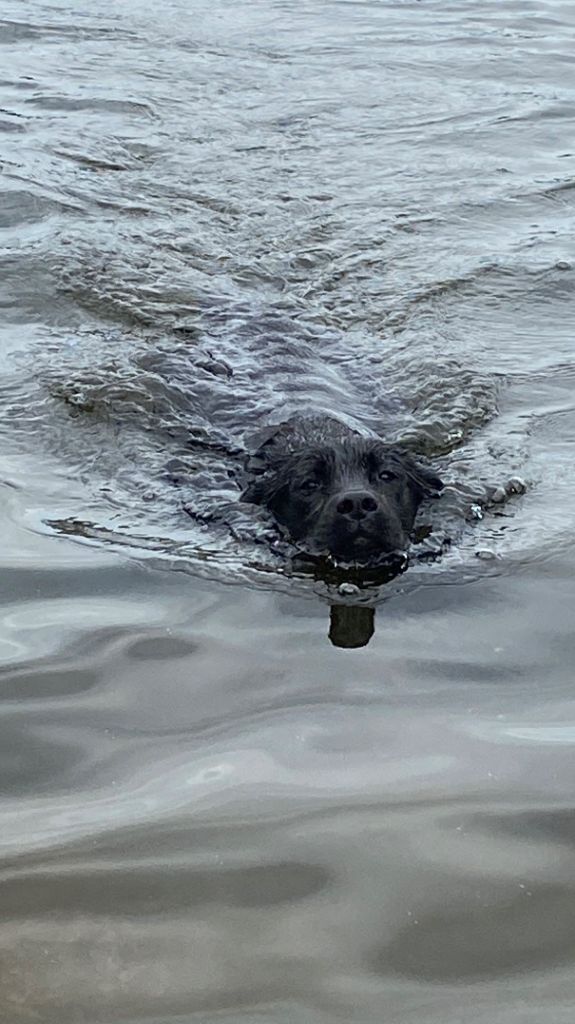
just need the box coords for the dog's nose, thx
[336,491,379,520]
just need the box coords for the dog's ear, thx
[402,454,444,497]
[241,475,271,505]
[240,455,289,507]
[241,432,295,506]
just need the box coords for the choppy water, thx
[2,0,575,1020]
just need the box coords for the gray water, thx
[2,0,575,1020]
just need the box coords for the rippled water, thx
[2,0,575,1020]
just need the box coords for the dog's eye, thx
[378,469,398,482]
[299,479,320,494]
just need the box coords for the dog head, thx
[242,436,443,562]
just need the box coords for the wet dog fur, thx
[241,416,443,563]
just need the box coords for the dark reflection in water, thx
[0,860,332,917]
[329,603,375,648]
[0,723,85,796]
[381,885,575,982]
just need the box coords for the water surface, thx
[2,0,575,1020]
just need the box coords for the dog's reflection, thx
[329,603,375,648]
[295,550,407,650]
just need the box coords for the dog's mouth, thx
[347,532,368,548]
[346,533,375,552]
[291,546,410,587]
[330,536,403,565]
[335,523,399,557]
[293,518,407,565]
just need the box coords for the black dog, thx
[241,416,443,563]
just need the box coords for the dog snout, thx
[335,490,379,521]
